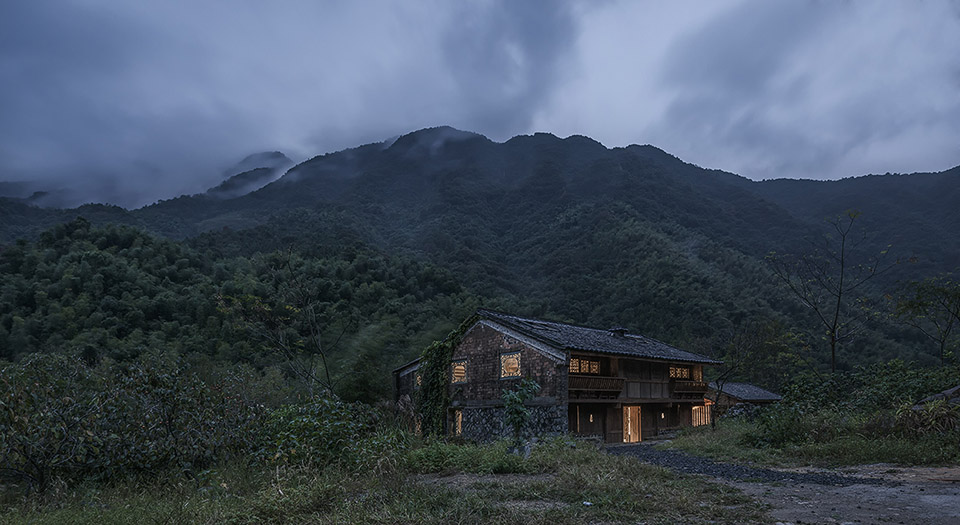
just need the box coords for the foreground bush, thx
[0,353,264,493]
[260,397,409,471]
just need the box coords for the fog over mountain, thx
[1,1,959,208]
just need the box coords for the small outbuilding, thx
[708,382,781,414]
[913,384,960,409]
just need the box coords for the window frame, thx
[450,359,468,384]
[570,356,602,375]
[499,351,522,379]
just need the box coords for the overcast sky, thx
[2,0,959,207]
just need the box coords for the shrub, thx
[259,397,409,471]
[0,353,264,494]
[741,404,806,448]
[501,379,540,444]
[896,400,960,436]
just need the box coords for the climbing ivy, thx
[415,316,476,436]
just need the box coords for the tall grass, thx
[3,437,768,525]
[668,419,960,467]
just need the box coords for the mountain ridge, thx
[1,126,957,369]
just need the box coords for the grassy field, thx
[664,419,960,467]
[2,439,768,525]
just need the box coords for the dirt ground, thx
[413,465,960,523]
[722,464,960,524]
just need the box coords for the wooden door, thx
[622,406,641,443]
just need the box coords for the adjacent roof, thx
[477,309,720,364]
[709,382,782,402]
[915,384,960,407]
[393,357,421,375]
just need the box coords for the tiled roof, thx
[477,309,721,364]
[916,384,960,406]
[709,382,782,402]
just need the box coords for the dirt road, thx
[611,444,960,524]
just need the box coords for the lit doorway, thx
[622,406,641,443]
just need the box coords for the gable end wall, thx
[449,321,568,440]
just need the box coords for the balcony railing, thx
[568,375,625,392]
[672,380,709,394]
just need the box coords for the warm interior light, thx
[501,352,521,377]
[451,360,467,383]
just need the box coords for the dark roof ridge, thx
[475,308,567,349]
[476,308,720,364]
[477,308,636,337]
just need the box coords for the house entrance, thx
[622,406,641,443]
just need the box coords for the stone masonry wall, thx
[448,321,569,441]
[459,405,567,442]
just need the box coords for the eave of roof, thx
[392,357,421,374]
[709,381,782,401]
[476,308,721,365]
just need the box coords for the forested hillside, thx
[1,127,958,394]
[0,218,478,402]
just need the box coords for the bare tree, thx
[894,275,960,365]
[707,323,756,428]
[767,210,897,372]
[217,251,350,397]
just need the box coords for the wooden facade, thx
[395,309,720,443]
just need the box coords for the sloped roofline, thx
[475,308,721,365]
[709,381,782,401]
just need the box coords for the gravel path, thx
[607,443,894,487]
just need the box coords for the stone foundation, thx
[458,404,567,442]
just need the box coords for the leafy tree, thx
[894,275,960,365]
[501,379,540,445]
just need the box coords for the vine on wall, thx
[415,315,476,436]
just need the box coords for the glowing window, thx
[500,352,521,378]
[669,366,690,379]
[453,409,463,437]
[451,360,467,384]
[415,373,422,387]
[570,357,601,375]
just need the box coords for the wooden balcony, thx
[568,375,625,392]
[671,380,709,394]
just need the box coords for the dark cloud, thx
[1,1,958,207]
[648,1,960,179]
[441,1,576,136]
[0,1,580,207]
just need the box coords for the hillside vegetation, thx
[3,127,957,371]
[2,128,958,521]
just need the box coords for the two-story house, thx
[394,309,720,443]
